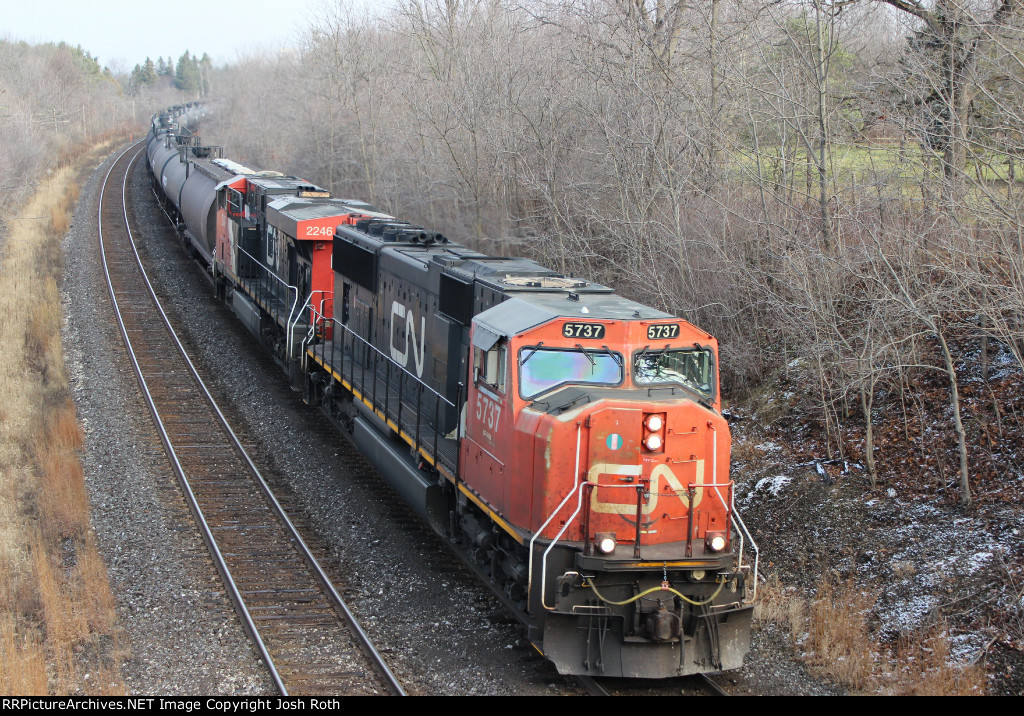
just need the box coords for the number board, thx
[304,225,335,238]
[647,324,680,340]
[562,322,606,339]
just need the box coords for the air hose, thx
[585,578,726,607]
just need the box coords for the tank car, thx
[145,109,759,679]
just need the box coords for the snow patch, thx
[749,475,792,499]
[966,551,993,574]
[947,632,989,663]
[878,593,940,631]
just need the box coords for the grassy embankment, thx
[0,139,127,695]
[755,574,986,695]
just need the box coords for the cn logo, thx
[390,300,425,378]
[586,462,705,515]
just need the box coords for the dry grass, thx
[36,444,89,541]
[35,400,90,541]
[74,533,118,635]
[889,623,987,695]
[753,573,793,624]
[801,578,877,690]
[759,572,986,695]
[0,139,127,695]
[49,399,85,452]
[0,616,49,695]
[33,529,85,688]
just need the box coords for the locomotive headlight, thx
[596,533,617,554]
[706,532,727,552]
[644,433,663,451]
[645,414,664,432]
[688,570,707,583]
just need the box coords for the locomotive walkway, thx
[98,142,405,696]
[307,340,461,475]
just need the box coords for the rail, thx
[128,144,406,694]
[104,145,284,691]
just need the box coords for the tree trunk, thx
[861,381,877,488]
[936,330,971,504]
[813,0,832,251]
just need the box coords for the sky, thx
[4,0,384,71]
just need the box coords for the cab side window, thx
[475,341,507,394]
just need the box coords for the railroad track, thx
[98,143,405,696]
[697,674,729,696]
[576,673,728,696]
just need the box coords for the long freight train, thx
[145,105,759,679]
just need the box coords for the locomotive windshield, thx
[519,347,623,399]
[633,347,715,398]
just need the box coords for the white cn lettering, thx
[389,300,426,378]
[586,462,704,515]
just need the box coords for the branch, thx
[878,0,933,24]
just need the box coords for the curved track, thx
[98,143,405,696]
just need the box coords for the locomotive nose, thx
[564,397,730,553]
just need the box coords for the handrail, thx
[310,309,454,409]
[528,457,757,608]
[707,424,759,601]
[306,306,458,471]
[537,480,652,610]
[235,244,299,336]
[538,481,589,610]
[288,291,333,359]
[288,292,311,360]
[528,422,583,608]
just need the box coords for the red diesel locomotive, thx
[147,105,758,678]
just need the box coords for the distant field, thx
[731,139,1024,200]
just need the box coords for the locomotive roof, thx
[189,156,239,182]
[247,175,328,193]
[342,230,616,294]
[268,196,384,221]
[474,292,673,343]
[267,197,391,237]
[333,222,670,329]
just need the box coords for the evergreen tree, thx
[142,57,157,84]
[129,57,160,95]
[175,51,202,96]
